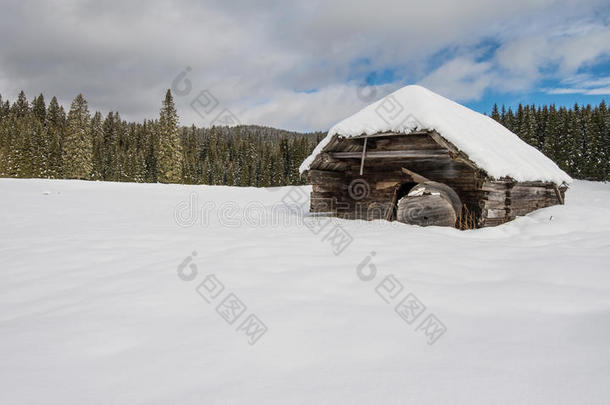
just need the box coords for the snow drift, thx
[1,178,608,404]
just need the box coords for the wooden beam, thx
[427,131,480,172]
[376,181,400,190]
[359,137,368,175]
[330,150,450,159]
[401,167,430,183]
[553,184,565,205]
[349,131,430,139]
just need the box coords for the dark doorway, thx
[387,182,417,221]
[396,182,417,201]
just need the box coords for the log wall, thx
[478,180,566,227]
[306,132,566,228]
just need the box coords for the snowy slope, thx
[300,85,572,185]
[1,178,609,405]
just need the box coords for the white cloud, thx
[0,0,609,130]
[587,87,610,95]
[179,82,399,132]
[546,75,610,95]
[495,37,550,80]
[553,27,610,73]
[418,58,495,101]
[546,87,610,95]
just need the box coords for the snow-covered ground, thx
[1,178,609,404]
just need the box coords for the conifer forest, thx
[0,90,607,184]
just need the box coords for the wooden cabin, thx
[299,85,572,228]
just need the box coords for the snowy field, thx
[1,178,609,404]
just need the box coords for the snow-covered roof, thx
[300,85,572,185]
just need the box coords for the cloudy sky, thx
[1,0,609,131]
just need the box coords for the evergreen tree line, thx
[490,102,609,181]
[0,90,323,186]
[0,90,607,185]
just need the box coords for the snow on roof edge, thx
[299,85,572,185]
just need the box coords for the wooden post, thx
[359,137,368,175]
[553,184,564,205]
[386,184,400,221]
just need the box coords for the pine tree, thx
[102,111,119,180]
[143,120,158,182]
[524,107,538,147]
[585,104,605,180]
[46,97,65,178]
[13,114,35,178]
[0,108,7,176]
[181,125,200,184]
[491,103,500,122]
[542,105,559,162]
[32,94,46,123]
[499,105,507,127]
[12,91,29,118]
[30,116,47,177]
[157,89,182,183]
[537,106,548,149]
[123,122,146,182]
[504,107,515,132]
[62,94,92,179]
[0,111,16,176]
[597,100,610,180]
[130,124,148,182]
[113,113,127,181]
[562,106,578,174]
[90,111,104,180]
[0,98,9,120]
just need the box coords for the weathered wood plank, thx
[307,169,346,184]
[401,167,430,183]
[375,181,400,190]
[331,150,450,159]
